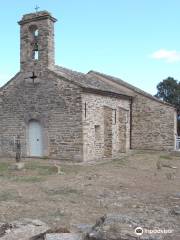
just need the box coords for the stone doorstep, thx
[45,233,83,240]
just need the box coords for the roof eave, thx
[89,71,176,109]
[82,87,132,100]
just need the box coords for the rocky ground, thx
[0,150,179,239]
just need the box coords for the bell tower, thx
[18,11,57,72]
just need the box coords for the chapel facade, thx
[0,11,177,161]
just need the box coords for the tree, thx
[155,77,180,135]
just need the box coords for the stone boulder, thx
[45,233,83,240]
[0,219,49,240]
[85,214,164,240]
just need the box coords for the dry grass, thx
[0,151,179,228]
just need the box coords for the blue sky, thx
[1,0,180,94]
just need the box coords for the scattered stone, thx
[170,207,180,216]
[85,214,173,240]
[72,223,93,234]
[45,233,83,240]
[0,219,49,240]
[31,226,70,240]
[162,163,177,169]
[0,223,12,237]
[174,193,180,198]
[51,165,64,175]
[0,213,178,240]
[9,162,25,170]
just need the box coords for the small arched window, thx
[34,29,39,37]
[29,25,39,37]
[29,25,39,60]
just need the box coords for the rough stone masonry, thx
[0,10,177,161]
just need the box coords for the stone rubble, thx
[0,213,179,240]
[0,219,49,240]
[45,233,83,240]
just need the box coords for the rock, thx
[31,219,47,226]
[45,233,83,240]
[0,223,12,237]
[0,219,49,240]
[30,226,71,239]
[170,207,180,216]
[9,162,25,170]
[72,223,93,234]
[174,193,180,199]
[85,214,163,240]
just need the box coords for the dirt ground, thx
[0,150,179,234]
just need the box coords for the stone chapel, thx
[0,11,177,161]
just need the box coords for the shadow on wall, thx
[178,118,180,136]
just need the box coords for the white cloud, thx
[150,49,180,62]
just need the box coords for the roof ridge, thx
[54,65,86,76]
[51,66,133,98]
[88,70,149,94]
[88,70,174,108]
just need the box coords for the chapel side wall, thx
[82,93,130,162]
[0,71,83,161]
[0,92,3,155]
[131,94,176,151]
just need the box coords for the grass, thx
[0,162,10,175]
[0,161,85,183]
[10,175,44,183]
[60,164,84,175]
[25,162,59,176]
[160,155,172,160]
[0,161,55,182]
[0,190,20,202]
[111,157,127,165]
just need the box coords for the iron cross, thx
[35,5,40,13]
[24,72,37,84]
[30,72,37,84]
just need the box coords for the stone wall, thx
[88,73,177,151]
[0,70,83,161]
[0,10,176,162]
[19,11,56,72]
[82,93,130,161]
[118,107,129,153]
[131,94,176,150]
[104,106,113,158]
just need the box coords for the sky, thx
[0,0,180,94]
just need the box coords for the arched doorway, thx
[28,120,43,157]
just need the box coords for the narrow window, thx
[34,29,39,37]
[29,25,39,60]
[112,109,116,124]
[32,42,39,60]
[34,50,39,60]
[95,125,101,141]
[84,102,87,118]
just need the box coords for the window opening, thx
[112,109,117,124]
